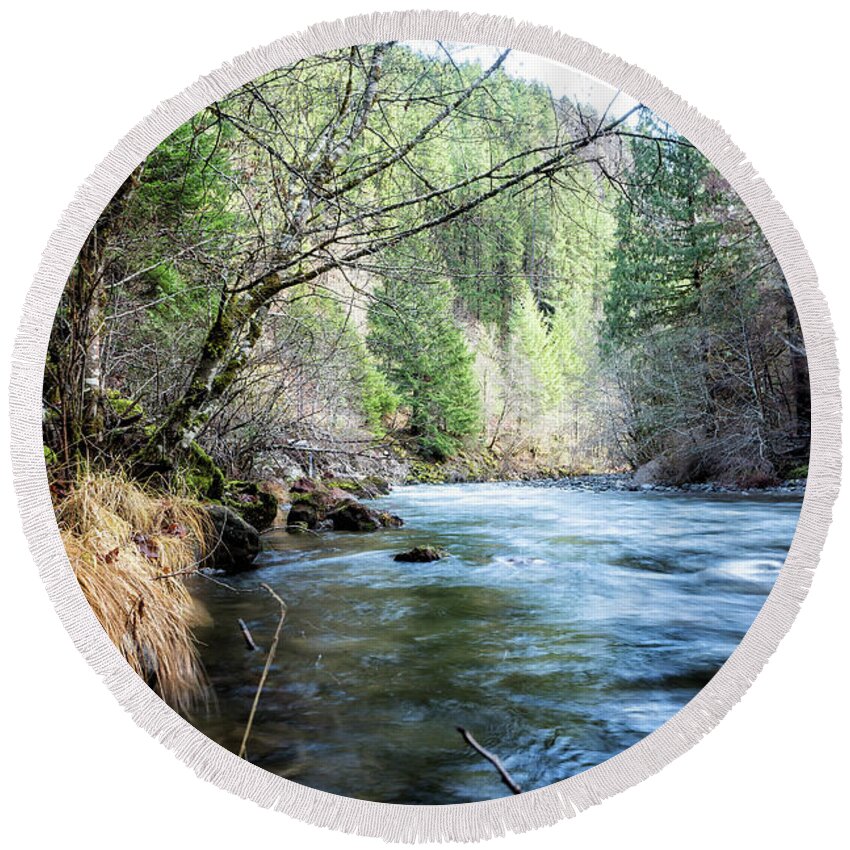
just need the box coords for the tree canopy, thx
[44,42,809,489]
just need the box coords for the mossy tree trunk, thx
[46,166,142,471]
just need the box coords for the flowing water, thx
[190,482,802,804]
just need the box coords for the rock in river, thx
[330,501,404,532]
[331,500,383,531]
[202,504,261,573]
[286,477,403,533]
[393,546,448,563]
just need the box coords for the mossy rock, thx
[182,445,278,530]
[287,500,319,531]
[330,500,381,531]
[327,476,391,499]
[222,480,278,531]
[329,501,402,532]
[201,504,261,573]
[285,478,402,533]
[285,486,328,531]
[406,460,449,485]
[377,511,404,528]
[290,491,315,505]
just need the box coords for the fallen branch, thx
[456,726,522,795]
[238,618,258,651]
[238,584,288,759]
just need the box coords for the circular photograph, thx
[43,39,809,805]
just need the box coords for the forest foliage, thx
[43,42,809,490]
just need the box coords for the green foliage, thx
[360,357,400,435]
[184,442,226,500]
[603,124,725,346]
[510,287,563,412]
[548,301,587,392]
[44,42,805,485]
[281,287,401,436]
[222,481,278,530]
[368,280,482,460]
[601,121,806,475]
[130,118,234,230]
[140,264,214,331]
[105,389,144,419]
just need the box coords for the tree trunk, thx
[47,167,142,467]
[783,288,810,455]
[140,297,269,469]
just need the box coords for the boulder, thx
[291,477,319,494]
[202,505,261,573]
[286,499,320,531]
[327,475,392,499]
[377,511,404,528]
[393,546,448,563]
[329,501,402,531]
[330,501,379,531]
[286,487,350,531]
[330,501,382,531]
[222,481,278,531]
[286,479,403,533]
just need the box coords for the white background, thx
[1,1,847,847]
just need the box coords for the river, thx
[190,482,802,804]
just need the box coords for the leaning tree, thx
[50,42,650,474]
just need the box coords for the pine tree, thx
[368,280,482,460]
[509,286,563,413]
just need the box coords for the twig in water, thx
[456,726,522,794]
[238,618,258,651]
[155,566,260,595]
[238,583,288,759]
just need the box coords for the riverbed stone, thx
[202,504,261,572]
[222,480,278,531]
[330,501,382,531]
[394,546,448,562]
[286,499,320,531]
[286,478,403,532]
[378,511,404,528]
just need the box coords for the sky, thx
[405,40,640,123]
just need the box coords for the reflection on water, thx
[190,483,802,804]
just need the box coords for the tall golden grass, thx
[55,473,212,714]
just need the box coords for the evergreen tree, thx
[368,280,481,460]
[601,122,807,477]
[509,286,563,413]
[603,125,720,346]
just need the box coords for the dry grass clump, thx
[55,473,212,715]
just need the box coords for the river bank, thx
[268,444,808,498]
[503,473,808,497]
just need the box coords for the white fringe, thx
[8,10,841,843]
